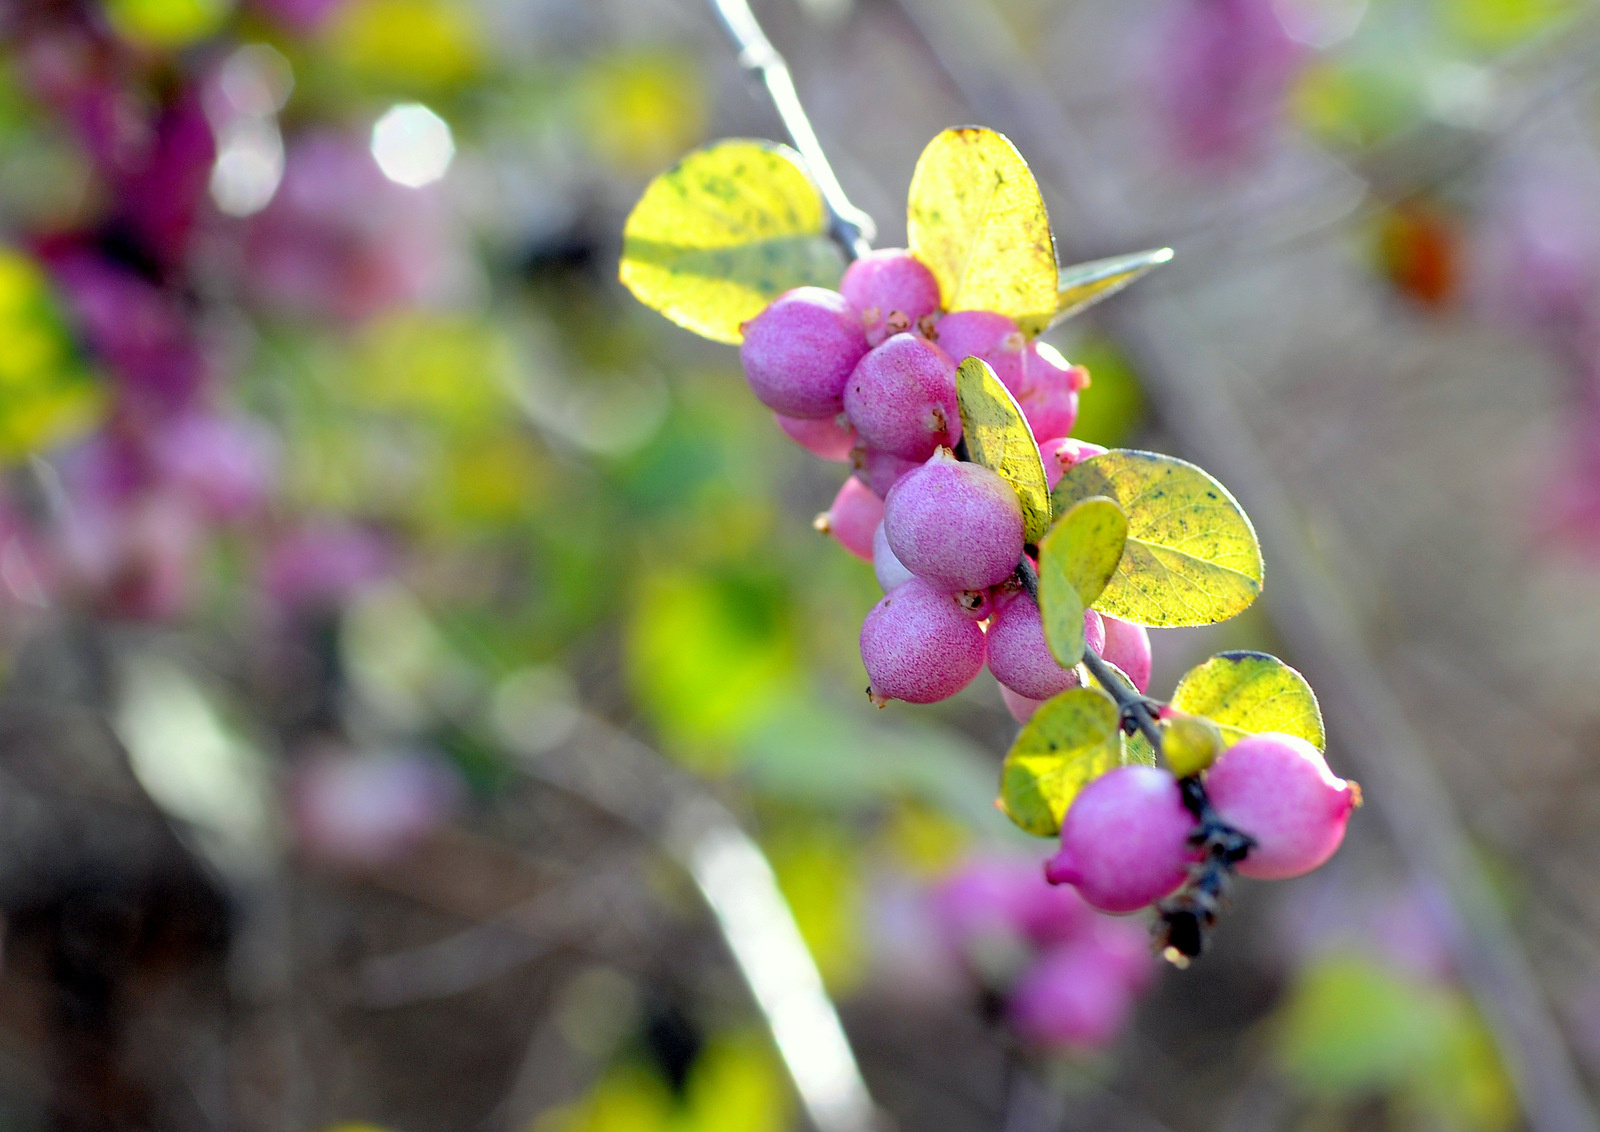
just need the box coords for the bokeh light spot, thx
[371,103,455,188]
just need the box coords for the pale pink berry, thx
[1100,616,1153,693]
[777,412,856,461]
[883,449,1024,591]
[851,446,919,498]
[1039,438,1108,490]
[740,287,870,419]
[816,476,882,561]
[986,591,1106,700]
[934,310,1027,390]
[840,248,943,346]
[1015,347,1083,442]
[872,521,915,592]
[1009,942,1137,1049]
[860,578,986,704]
[1204,733,1358,881]
[843,333,961,460]
[1045,766,1199,914]
[1000,683,1047,725]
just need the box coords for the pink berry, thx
[851,446,919,498]
[740,287,870,419]
[843,333,961,460]
[1204,733,1358,881]
[1039,438,1108,490]
[934,310,1027,390]
[777,413,856,461]
[999,683,1047,724]
[860,578,986,704]
[986,591,1106,700]
[883,449,1025,591]
[1015,346,1083,443]
[1009,942,1136,1049]
[872,521,915,591]
[840,248,943,346]
[1100,616,1153,693]
[1045,766,1198,914]
[816,476,882,561]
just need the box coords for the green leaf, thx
[1171,650,1325,750]
[1053,450,1263,627]
[1050,247,1174,328]
[954,357,1050,544]
[998,686,1121,837]
[906,127,1059,336]
[1037,496,1128,667]
[619,139,843,344]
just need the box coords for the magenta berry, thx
[840,248,942,346]
[1039,438,1108,490]
[860,578,986,705]
[1204,733,1358,881]
[1045,766,1199,914]
[933,310,1027,390]
[843,333,961,460]
[777,412,856,461]
[740,287,869,419]
[986,591,1106,700]
[882,449,1025,591]
[1009,942,1136,1049]
[815,476,882,561]
[872,521,915,592]
[1100,615,1153,693]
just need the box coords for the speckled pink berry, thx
[851,446,920,498]
[816,476,882,562]
[985,591,1106,700]
[1039,438,1108,490]
[840,248,943,346]
[1204,732,1358,880]
[1100,615,1152,693]
[1045,766,1199,914]
[776,412,856,461]
[934,310,1028,390]
[860,578,986,704]
[740,287,869,418]
[843,333,961,460]
[883,449,1025,591]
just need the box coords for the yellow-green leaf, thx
[906,128,1058,336]
[619,139,843,344]
[1053,450,1263,627]
[998,686,1121,837]
[0,250,104,462]
[1050,247,1174,328]
[1037,496,1128,667]
[1171,650,1325,750]
[954,357,1050,543]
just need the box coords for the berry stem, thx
[708,0,877,261]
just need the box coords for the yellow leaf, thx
[954,357,1050,544]
[1037,496,1127,667]
[1171,651,1324,750]
[907,128,1058,336]
[620,140,843,344]
[998,686,1121,837]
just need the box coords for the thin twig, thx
[708,0,876,260]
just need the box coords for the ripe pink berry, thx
[1100,615,1153,693]
[860,578,986,704]
[840,248,943,346]
[986,591,1106,700]
[844,333,962,460]
[1000,683,1046,725]
[1008,942,1137,1049]
[1045,766,1199,914]
[776,412,856,462]
[883,449,1025,591]
[872,521,915,591]
[1015,356,1082,443]
[1038,439,1105,491]
[851,446,920,498]
[1204,733,1358,880]
[815,476,882,561]
[740,287,869,419]
[934,310,1028,390]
